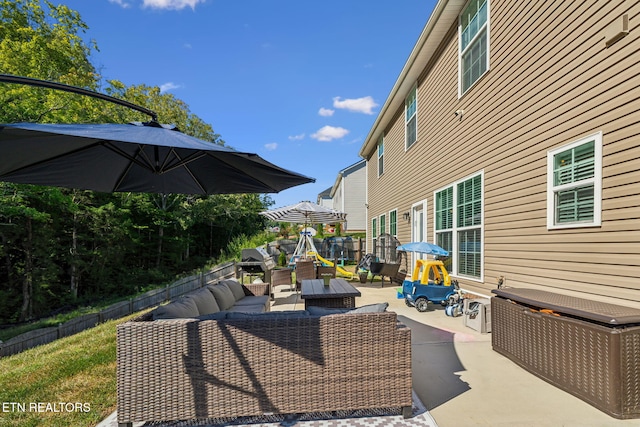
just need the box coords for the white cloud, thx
[142,0,204,10]
[311,126,349,142]
[264,143,278,151]
[318,107,334,117]
[108,0,131,7]
[159,82,181,93]
[332,96,378,115]
[288,133,305,141]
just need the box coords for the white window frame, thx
[377,135,384,177]
[547,132,602,230]
[405,85,417,150]
[433,170,484,282]
[379,213,386,236]
[458,0,490,97]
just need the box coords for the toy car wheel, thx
[415,297,430,312]
[405,299,413,307]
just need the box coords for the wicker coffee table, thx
[301,278,361,309]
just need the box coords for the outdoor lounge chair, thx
[295,259,316,291]
[271,267,294,291]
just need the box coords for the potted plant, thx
[358,270,368,284]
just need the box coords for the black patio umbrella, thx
[0,122,314,194]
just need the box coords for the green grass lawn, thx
[0,311,147,427]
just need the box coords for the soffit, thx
[359,0,467,158]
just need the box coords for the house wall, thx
[342,164,367,232]
[365,0,640,306]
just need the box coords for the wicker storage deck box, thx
[491,288,640,419]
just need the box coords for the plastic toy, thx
[402,259,460,312]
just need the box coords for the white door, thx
[411,201,427,268]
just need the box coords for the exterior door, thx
[411,200,427,268]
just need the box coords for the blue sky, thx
[52,0,436,208]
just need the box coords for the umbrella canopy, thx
[259,201,347,224]
[0,122,314,194]
[396,241,449,257]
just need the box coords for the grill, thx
[237,247,276,283]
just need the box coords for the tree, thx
[0,1,272,323]
[0,0,99,123]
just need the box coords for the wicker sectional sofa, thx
[116,282,412,426]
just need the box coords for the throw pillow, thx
[221,279,246,301]
[208,283,236,310]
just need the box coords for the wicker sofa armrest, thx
[242,282,270,297]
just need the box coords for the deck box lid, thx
[492,288,640,325]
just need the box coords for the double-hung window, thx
[547,133,602,229]
[372,217,377,240]
[434,172,483,280]
[379,213,386,236]
[459,0,490,96]
[389,209,398,236]
[435,187,453,254]
[405,86,417,149]
[377,136,384,177]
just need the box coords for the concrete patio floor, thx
[271,280,639,427]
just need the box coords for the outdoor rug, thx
[99,391,437,427]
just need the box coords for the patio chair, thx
[295,259,316,291]
[271,267,294,291]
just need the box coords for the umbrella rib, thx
[0,140,104,178]
[160,149,207,174]
[166,149,207,193]
[102,142,156,172]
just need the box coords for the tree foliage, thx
[0,1,273,323]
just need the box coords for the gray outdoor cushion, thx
[305,302,388,316]
[232,295,269,308]
[221,279,246,301]
[187,287,221,315]
[349,302,389,313]
[153,298,200,319]
[225,304,267,313]
[305,306,350,316]
[226,310,310,320]
[208,283,236,310]
[196,312,228,321]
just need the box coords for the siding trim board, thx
[360,0,640,306]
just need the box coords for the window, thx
[434,172,483,280]
[435,187,453,254]
[372,217,377,239]
[379,213,386,236]
[547,133,602,229]
[377,135,384,177]
[389,209,398,236]
[457,175,482,278]
[459,0,489,96]
[405,86,417,149]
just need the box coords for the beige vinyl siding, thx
[365,0,640,306]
